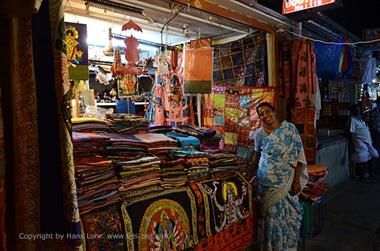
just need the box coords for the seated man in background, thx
[349,104,379,179]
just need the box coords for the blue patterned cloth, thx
[253,121,308,250]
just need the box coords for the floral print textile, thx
[254,121,307,251]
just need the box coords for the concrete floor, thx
[302,168,380,251]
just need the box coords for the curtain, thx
[1,0,80,250]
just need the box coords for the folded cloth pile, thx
[115,155,162,201]
[105,113,150,134]
[73,132,119,214]
[134,133,179,156]
[148,125,173,134]
[72,132,110,158]
[72,117,110,133]
[170,147,209,180]
[301,164,328,202]
[74,157,120,214]
[102,132,148,161]
[208,152,238,178]
[165,131,200,148]
[160,158,187,188]
[174,125,222,153]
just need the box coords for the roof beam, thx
[171,0,276,33]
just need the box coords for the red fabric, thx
[195,215,256,251]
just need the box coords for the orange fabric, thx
[184,47,212,81]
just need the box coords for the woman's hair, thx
[349,104,360,115]
[256,102,275,114]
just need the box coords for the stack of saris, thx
[134,133,179,156]
[105,113,150,134]
[170,147,209,180]
[160,158,187,188]
[174,125,221,153]
[72,132,119,214]
[148,125,173,134]
[102,132,148,161]
[75,157,120,214]
[208,152,238,178]
[72,132,110,158]
[301,164,328,202]
[72,117,110,133]
[115,155,162,201]
[165,131,200,148]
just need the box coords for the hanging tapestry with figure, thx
[191,173,256,251]
[120,187,198,251]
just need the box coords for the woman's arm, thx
[291,161,302,195]
[247,151,261,183]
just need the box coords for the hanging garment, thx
[184,38,213,93]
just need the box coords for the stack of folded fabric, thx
[176,125,216,138]
[148,125,173,134]
[72,132,110,158]
[208,152,238,178]
[160,158,187,188]
[134,133,179,156]
[199,134,222,153]
[105,113,150,134]
[115,155,162,201]
[165,131,200,148]
[301,164,328,202]
[170,147,209,181]
[102,132,148,161]
[75,157,120,214]
[174,125,221,153]
[72,117,110,133]
[72,132,119,214]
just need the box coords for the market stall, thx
[61,0,298,249]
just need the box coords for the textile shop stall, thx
[60,0,295,249]
[72,117,255,250]
[70,31,274,250]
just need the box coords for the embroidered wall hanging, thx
[213,33,267,87]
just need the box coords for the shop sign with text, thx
[282,0,336,14]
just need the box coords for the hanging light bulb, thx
[103,27,114,56]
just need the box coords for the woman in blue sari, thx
[250,102,308,251]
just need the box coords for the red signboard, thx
[282,0,336,14]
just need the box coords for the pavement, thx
[302,167,380,251]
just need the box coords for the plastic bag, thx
[84,105,113,120]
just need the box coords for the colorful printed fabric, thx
[213,33,267,86]
[153,50,188,126]
[192,173,255,250]
[81,204,125,250]
[184,38,212,93]
[208,86,275,158]
[253,121,308,251]
[203,94,214,127]
[292,108,317,163]
[277,40,293,120]
[292,39,318,109]
[121,187,198,251]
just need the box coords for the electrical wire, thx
[280,28,380,46]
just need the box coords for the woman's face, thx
[257,106,276,125]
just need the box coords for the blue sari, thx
[254,121,308,251]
